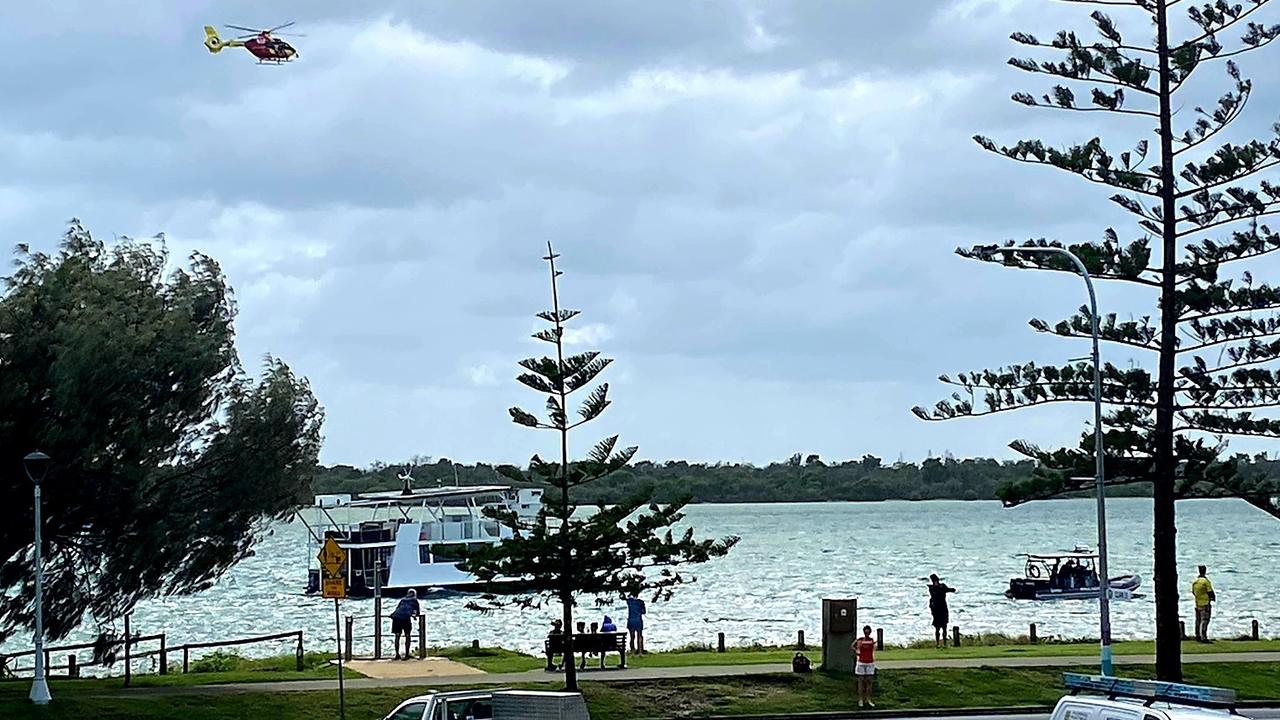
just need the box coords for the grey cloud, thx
[5,0,1278,465]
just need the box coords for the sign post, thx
[319,537,348,720]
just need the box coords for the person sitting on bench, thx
[546,620,564,670]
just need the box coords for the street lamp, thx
[24,450,51,705]
[982,246,1114,676]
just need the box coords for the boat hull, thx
[306,567,527,598]
[1006,574,1141,601]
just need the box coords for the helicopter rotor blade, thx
[266,21,296,33]
[273,32,306,37]
[225,24,261,33]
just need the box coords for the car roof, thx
[1060,695,1237,720]
[395,691,490,704]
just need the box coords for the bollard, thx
[296,631,305,671]
[797,630,806,649]
[1253,620,1260,641]
[159,634,168,675]
[418,615,428,659]
[717,632,726,653]
[952,626,960,648]
[876,628,884,651]
[374,560,384,660]
[183,646,190,673]
[1030,623,1038,644]
[67,654,78,679]
[472,639,480,650]
[124,614,133,688]
[1180,621,1187,640]
[345,616,354,661]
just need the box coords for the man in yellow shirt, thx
[1191,565,1216,642]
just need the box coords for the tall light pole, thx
[25,451,52,705]
[985,246,1113,676]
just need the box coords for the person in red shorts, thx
[852,624,877,708]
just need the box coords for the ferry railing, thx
[419,518,503,542]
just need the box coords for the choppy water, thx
[6,498,1280,672]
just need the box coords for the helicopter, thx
[204,23,301,64]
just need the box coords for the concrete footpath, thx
[106,651,1280,697]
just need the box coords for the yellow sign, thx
[322,576,347,599]
[318,537,347,579]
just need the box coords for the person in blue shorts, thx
[625,593,646,654]
[390,589,420,660]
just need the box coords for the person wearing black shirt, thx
[927,574,957,648]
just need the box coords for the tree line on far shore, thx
[311,452,1224,505]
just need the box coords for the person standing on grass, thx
[1192,565,1217,642]
[852,624,877,708]
[626,593,647,654]
[927,574,956,648]
[390,589,421,660]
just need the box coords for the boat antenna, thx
[398,465,415,496]
[453,462,460,487]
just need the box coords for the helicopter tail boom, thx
[204,26,245,53]
[203,26,225,52]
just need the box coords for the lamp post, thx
[984,246,1113,676]
[24,451,51,705]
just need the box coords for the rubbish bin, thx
[821,598,858,672]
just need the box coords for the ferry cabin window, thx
[433,545,465,563]
[420,543,494,565]
[386,701,428,720]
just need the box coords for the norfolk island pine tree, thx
[914,1,1280,681]
[461,243,738,691]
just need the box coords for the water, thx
[7,498,1280,668]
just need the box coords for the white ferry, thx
[300,477,542,598]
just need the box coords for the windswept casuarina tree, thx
[462,244,738,691]
[0,221,324,644]
[914,1,1280,680]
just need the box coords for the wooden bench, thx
[544,632,626,670]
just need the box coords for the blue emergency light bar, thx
[1063,673,1237,709]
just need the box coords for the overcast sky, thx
[4,1,1277,467]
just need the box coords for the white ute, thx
[1052,673,1248,720]
[382,689,589,720]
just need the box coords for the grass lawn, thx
[1,662,1277,720]
[437,638,1280,674]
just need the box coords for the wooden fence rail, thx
[1,628,304,682]
[169,630,305,674]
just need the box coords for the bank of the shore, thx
[3,661,1280,720]
[434,637,1280,673]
